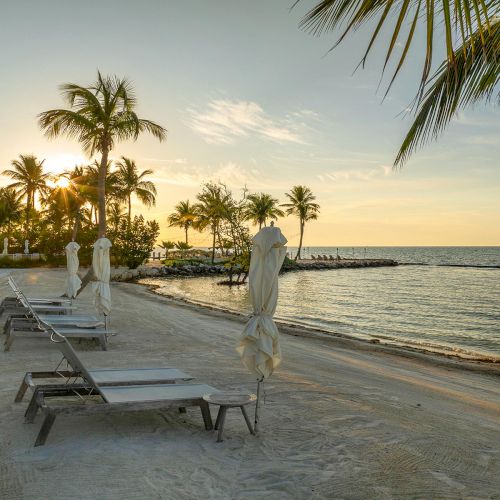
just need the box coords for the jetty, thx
[289,258,398,271]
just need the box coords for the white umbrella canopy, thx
[64,241,81,298]
[237,224,287,432]
[91,238,112,317]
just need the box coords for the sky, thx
[0,0,498,247]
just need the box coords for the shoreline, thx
[135,279,500,374]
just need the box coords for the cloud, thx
[466,134,499,145]
[318,164,392,183]
[186,99,307,145]
[150,160,261,189]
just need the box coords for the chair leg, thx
[216,407,227,442]
[99,336,107,351]
[35,413,56,447]
[240,406,255,435]
[14,377,29,403]
[25,392,41,423]
[214,407,223,430]
[4,332,14,352]
[199,401,213,430]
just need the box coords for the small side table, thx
[203,392,257,442]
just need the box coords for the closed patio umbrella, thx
[64,241,81,299]
[236,223,287,432]
[92,238,112,321]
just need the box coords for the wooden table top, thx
[203,391,257,407]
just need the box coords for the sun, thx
[55,177,71,189]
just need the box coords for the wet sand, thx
[1,268,499,499]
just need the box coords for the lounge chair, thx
[0,276,72,316]
[1,277,75,317]
[3,293,111,351]
[322,255,328,260]
[27,334,218,446]
[16,333,193,403]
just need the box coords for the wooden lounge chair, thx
[16,334,193,403]
[27,334,218,446]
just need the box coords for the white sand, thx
[1,268,499,500]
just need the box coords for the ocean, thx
[142,247,500,361]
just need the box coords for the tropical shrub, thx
[112,215,159,269]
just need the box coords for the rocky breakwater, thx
[287,258,398,272]
[111,263,227,282]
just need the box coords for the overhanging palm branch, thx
[294,1,498,166]
[396,19,499,166]
[295,0,495,96]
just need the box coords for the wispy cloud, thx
[186,99,307,145]
[466,134,499,146]
[150,160,261,188]
[318,165,392,183]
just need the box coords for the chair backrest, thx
[52,333,99,389]
[8,276,20,293]
[13,287,46,329]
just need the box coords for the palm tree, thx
[295,1,497,166]
[194,183,231,264]
[282,186,320,261]
[2,154,50,232]
[115,157,157,225]
[244,192,284,229]
[38,71,167,236]
[168,200,197,244]
[0,187,23,233]
[106,200,126,235]
[159,240,176,257]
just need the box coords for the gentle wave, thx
[140,248,500,363]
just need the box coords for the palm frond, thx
[295,0,494,96]
[395,19,499,166]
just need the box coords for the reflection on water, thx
[141,264,500,360]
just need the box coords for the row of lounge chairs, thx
[1,275,220,446]
[311,255,341,261]
[2,277,110,350]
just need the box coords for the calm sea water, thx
[141,247,500,361]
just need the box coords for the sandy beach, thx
[1,268,499,500]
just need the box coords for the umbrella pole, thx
[254,376,264,434]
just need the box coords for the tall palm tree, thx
[295,1,498,166]
[282,185,320,261]
[244,192,284,229]
[38,71,167,236]
[168,200,197,244]
[115,157,157,224]
[2,154,50,232]
[194,183,231,264]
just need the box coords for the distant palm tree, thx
[115,157,156,225]
[194,183,231,264]
[282,186,320,260]
[168,200,197,244]
[38,71,167,236]
[295,1,497,166]
[159,240,176,257]
[244,192,284,229]
[0,187,23,233]
[106,200,126,235]
[2,154,50,232]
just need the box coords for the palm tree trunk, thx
[211,226,216,264]
[25,192,32,235]
[98,149,108,237]
[295,221,304,261]
[185,225,188,245]
[128,193,132,227]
